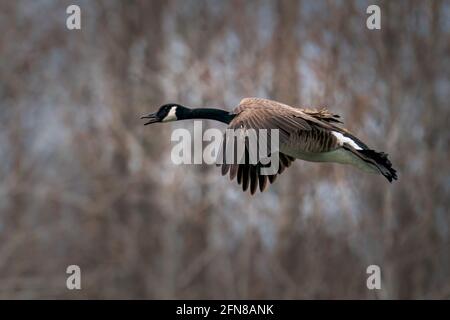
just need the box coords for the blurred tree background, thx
[0,0,449,299]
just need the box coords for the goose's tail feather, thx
[343,145,398,182]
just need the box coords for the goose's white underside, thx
[281,146,379,174]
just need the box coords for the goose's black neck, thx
[178,107,235,124]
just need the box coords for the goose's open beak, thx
[140,112,159,125]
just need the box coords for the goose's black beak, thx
[140,112,159,125]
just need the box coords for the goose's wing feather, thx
[301,108,343,124]
[231,98,351,153]
[232,98,347,136]
[231,98,313,144]
[217,99,308,194]
[218,99,302,194]
[219,147,295,194]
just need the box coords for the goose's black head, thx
[141,103,190,125]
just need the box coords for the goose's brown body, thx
[220,98,396,194]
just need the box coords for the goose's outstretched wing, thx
[217,98,309,194]
[230,98,347,153]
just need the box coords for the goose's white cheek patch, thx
[332,131,362,150]
[162,108,177,122]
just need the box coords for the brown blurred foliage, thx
[0,0,449,299]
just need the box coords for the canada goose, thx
[141,98,397,194]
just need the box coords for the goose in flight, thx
[141,98,397,194]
